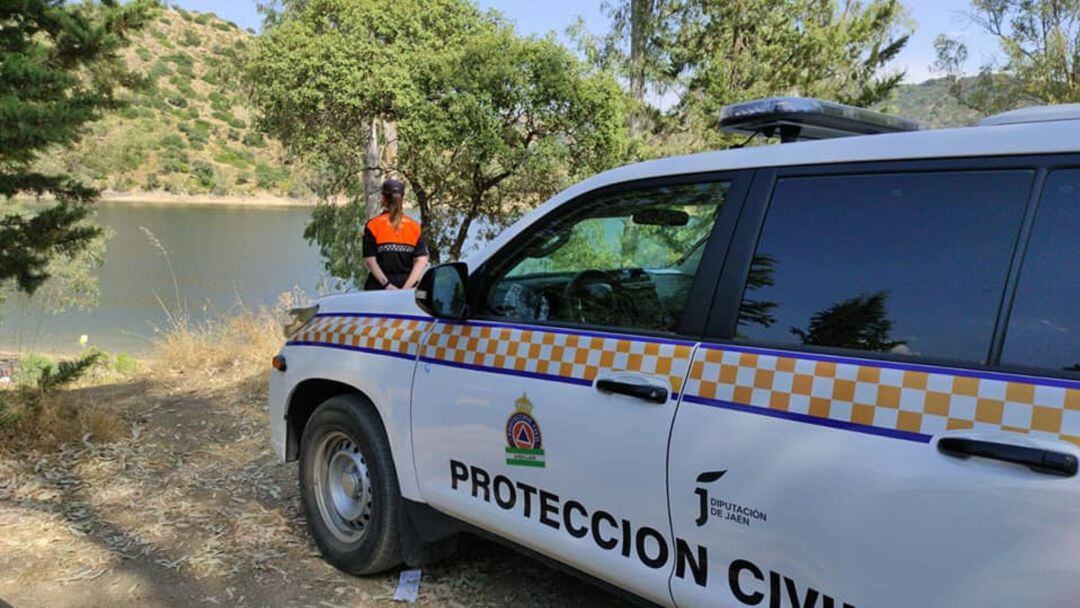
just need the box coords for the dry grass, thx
[0,304,627,607]
[148,307,282,382]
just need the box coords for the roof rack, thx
[720,97,920,143]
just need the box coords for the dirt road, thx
[0,373,626,608]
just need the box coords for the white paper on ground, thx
[393,569,422,603]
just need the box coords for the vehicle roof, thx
[465,119,1080,269]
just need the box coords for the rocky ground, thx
[0,370,626,608]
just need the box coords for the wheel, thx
[298,394,403,574]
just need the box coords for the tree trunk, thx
[629,0,651,136]
[412,183,439,263]
[362,118,381,220]
[449,195,481,261]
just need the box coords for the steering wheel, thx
[564,269,625,325]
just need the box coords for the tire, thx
[298,394,403,575]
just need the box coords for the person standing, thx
[362,178,429,291]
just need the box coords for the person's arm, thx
[361,225,392,288]
[364,256,393,289]
[403,255,429,289]
[402,231,431,289]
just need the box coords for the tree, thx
[247,0,629,282]
[0,0,153,294]
[791,291,905,352]
[587,0,910,154]
[395,28,628,262]
[935,0,1080,113]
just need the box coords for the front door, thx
[411,177,739,605]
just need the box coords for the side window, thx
[1002,169,1080,373]
[479,181,730,333]
[736,170,1033,363]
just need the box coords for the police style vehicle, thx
[269,98,1080,608]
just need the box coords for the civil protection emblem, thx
[505,392,544,468]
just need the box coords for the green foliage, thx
[213,145,254,169]
[254,162,288,189]
[160,133,187,149]
[9,349,105,395]
[934,0,1080,112]
[180,28,201,48]
[242,131,266,148]
[248,0,629,281]
[136,46,153,62]
[211,109,246,129]
[112,352,139,375]
[192,161,215,188]
[1,0,154,294]
[193,13,213,25]
[586,0,910,154]
[160,147,190,173]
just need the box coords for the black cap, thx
[381,178,405,195]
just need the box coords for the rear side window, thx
[1002,169,1080,373]
[736,170,1033,363]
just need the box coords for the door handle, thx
[938,437,1078,477]
[595,378,668,404]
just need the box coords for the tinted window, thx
[1002,169,1080,372]
[737,171,1032,363]
[480,182,729,333]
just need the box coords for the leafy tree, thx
[395,27,628,262]
[247,0,629,282]
[587,0,910,154]
[935,0,1080,113]
[0,0,153,294]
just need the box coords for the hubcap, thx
[312,431,374,543]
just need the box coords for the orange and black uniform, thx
[362,212,428,290]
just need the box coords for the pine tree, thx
[0,0,153,294]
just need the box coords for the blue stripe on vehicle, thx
[682,394,934,444]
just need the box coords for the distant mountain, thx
[34,7,307,200]
[878,77,985,129]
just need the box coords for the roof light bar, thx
[720,97,920,143]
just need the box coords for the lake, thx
[0,201,327,356]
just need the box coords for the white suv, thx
[269,98,1080,608]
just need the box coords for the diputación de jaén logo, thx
[506,392,544,468]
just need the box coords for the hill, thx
[880,77,985,129]
[33,6,308,201]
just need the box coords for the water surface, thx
[0,201,327,355]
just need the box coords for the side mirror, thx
[415,262,469,320]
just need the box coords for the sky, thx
[173,0,1001,84]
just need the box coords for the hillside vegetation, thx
[882,78,985,128]
[33,7,307,200]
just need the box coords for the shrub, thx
[135,46,153,62]
[213,145,253,169]
[211,109,245,129]
[176,7,193,21]
[144,172,160,190]
[159,147,189,173]
[160,133,186,149]
[113,353,139,375]
[192,161,215,188]
[193,13,212,25]
[148,60,171,80]
[241,131,266,148]
[255,162,287,189]
[166,93,187,108]
[180,29,201,47]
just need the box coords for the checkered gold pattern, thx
[291,315,431,357]
[422,322,695,394]
[684,347,1080,446]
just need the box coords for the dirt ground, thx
[0,372,627,608]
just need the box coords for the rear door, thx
[668,161,1080,608]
